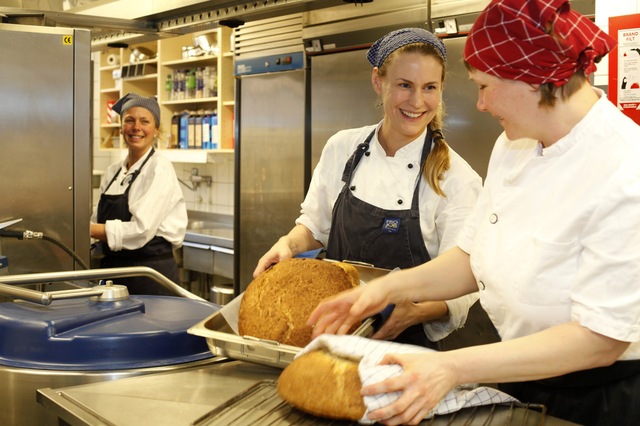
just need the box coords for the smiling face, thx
[120,106,158,162]
[373,48,444,148]
[468,69,543,141]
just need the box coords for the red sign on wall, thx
[609,13,640,125]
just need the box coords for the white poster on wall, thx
[617,27,640,109]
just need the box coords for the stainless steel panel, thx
[37,360,281,426]
[236,69,306,292]
[0,24,91,274]
[441,36,503,179]
[213,250,233,278]
[184,245,215,274]
[310,49,380,170]
[1,358,219,426]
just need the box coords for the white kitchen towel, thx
[299,334,517,424]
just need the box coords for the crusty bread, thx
[238,258,359,347]
[277,349,366,421]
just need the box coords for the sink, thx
[185,212,233,248]
[183,212,234,278]
[187,220,215,231]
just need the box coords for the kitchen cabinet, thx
[95,27,235,160]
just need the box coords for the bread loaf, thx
[238,258,359,347]
[277,349,366,421]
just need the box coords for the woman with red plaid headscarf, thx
[308,1,640,424]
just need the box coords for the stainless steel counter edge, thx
[36,358,282,426]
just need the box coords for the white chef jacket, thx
[91,148,187,252]
[458,88,640,360]
[297,123,483,340]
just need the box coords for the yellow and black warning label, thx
[63,35,73,45]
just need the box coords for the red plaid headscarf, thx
[463,0,616,86]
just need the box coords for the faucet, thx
[190,167,212,188]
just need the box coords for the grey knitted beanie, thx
[113,93,161,126]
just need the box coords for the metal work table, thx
[37,359,280,426]
[38,358,579,426]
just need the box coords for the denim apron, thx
[97,148,178,296]
[326,128,435,347]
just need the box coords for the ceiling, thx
[0,0,357,49]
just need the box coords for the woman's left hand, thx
[362,351,457,425]
[372,301,420,340]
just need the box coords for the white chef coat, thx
[91,149,187,252]
[458,88,640,360]
[297,122,483,340]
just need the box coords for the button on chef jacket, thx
[457,89,640,361]
[297,123,482,339]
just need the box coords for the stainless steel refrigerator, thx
[0,24,91,274]
[234,51,307,292]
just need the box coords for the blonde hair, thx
[377,43,450,197]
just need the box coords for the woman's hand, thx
[363,352,458,425]
[253,225,323,278]
[371,301,448,341]
[252,237,294,278]
[308,279,392,338]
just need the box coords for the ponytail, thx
[423,102,450,197]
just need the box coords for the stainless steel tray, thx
[187,261,384,368]
[188,294,374,369]
[188,260,385,369]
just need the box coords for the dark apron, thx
[499,359,640,425]
[326,128,435,348]
[97,148,178,296]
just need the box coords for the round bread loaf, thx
[277,349,366,421]
[238,258,359,347]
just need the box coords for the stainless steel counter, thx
[183,212,234,281]
[38,358,579,426]
[37,359,280,426]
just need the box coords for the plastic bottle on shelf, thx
[202,109,212,150]
[186,69,196,99]
[178,110,190,149]
[165,73,173,101]
[175,69,185,100]
[211,65,218,97]
[188,110,196,148]
[170,112,180,148]
[195,68,204,99]
[210,110,219,150]
[204,65,218,98]
[194,110,203,149]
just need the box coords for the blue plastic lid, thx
[0,296,219,370]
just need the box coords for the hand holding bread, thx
[308,273,393,339]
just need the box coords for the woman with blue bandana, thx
[254,28,485,348]
[90,93,187,295]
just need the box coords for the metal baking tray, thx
[188,260,386,369]
[190,380,555,426]
[188,293,374,369]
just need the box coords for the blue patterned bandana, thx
[367,28,447,68]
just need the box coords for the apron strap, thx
[341,130,376,184]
